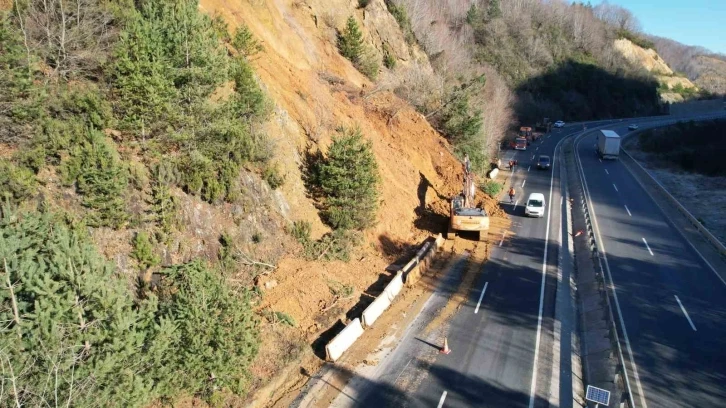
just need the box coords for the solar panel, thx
[585,385,611,406]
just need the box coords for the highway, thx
[322,113,726,408]
[329,124,580,408]
[576,120,726,408]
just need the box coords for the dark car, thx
[537,155,551,170]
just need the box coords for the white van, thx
[525,193,545,218]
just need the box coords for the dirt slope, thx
[195,0,504,400]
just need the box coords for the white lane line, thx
[605,169,609,175]
[613,183,619,192]
[576,134,643,408]
[528,130,563,408]
[675,296,697,331]
[599,158,602,163]
[532,155,535,160]
[474,282,489,314]
[528,166,531,172]
[625,205,632,216]
[642,238,654,256]
[513,199,519,211]
[393,358,413,384]
[499,231,506,247]
[522,180,526,188]
[437,391,447,408]
[536,147,539,151]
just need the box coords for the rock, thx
[264,279,279,290]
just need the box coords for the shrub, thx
[290,220,313,244]
[338,16,364,64]
[0,160,37,204]
[358,0,372,8]
[358,48,380,80]
[319,127,380,230]
[481,181,503,198]
[156,260,259,397]
[0,210,173,407]
[385,1,415,44]
[231,24,264,57]
[132,231,160,274]
[264,164,285,189]
[60,130,129,228]
[383,44,397,69]
[149,180,181,238]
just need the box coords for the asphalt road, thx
[324,113,726,408]
[576,118,726,408]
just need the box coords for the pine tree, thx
[319,127,380,230]
[338,16,364,64]
[132,231,160,280]
[488,0,503,19]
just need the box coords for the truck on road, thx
[597,130,621,160]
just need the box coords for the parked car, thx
[628,124,639,130]
[554,120,565,128]
[537,155,551,170]
[525,193,546,218]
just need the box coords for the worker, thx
[508,186,515,203]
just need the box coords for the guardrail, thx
[619,133,726,256]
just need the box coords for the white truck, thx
[597,130,621,160]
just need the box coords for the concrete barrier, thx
[488,168,499,179]
[404,237,443,287]
[325,318,364,362]
[383,272,404,301]
[361,293,391,328]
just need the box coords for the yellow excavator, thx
[446,157,490,241]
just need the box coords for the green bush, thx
[481,181,503,198]
[358,49,380,80]
[0,160,37,204]
[383,44,397,69]
[338,16,364,64]
[616,29,655,50]
[231,24,264,57]
[385,1,416,44]
[0,210,174,407]
[156,259,259,396]
[319,127,380,230]
[264,164,285,189]
[132,230,160,273]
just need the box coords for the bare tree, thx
[594,0,641,32]
[14,0,118,79]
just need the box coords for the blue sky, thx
[592,0,726,54]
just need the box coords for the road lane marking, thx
[536,147,539,151]
[599,158,602,163]
[513,199,519,211]
[532,155,535,160]
[528,166,531,172]
[522,180,526,188]
[575,134,644,408]
[675,296,697,331]
[394,358,413,384]
[642,238,654,256]
[474,282,489,314]
[625,205,632,216]
[499,231,506,247]
[437,391,447,408]
[528,129,563,408]
[605,169,609,175]
[613,183,618,192]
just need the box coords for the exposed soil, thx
[189,0,507,404]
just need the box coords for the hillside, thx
[0,0,506,405]
[650,34,726,95]
[612,37,699,103]
[3,0,717,406]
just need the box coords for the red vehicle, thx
[515,137,527,150]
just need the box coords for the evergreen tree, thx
[0,210,174,407]
[132,231,160,277]
[488,0,502,19]
[156,260,259,396]
[319,128,380,230]
[338,16,364,64]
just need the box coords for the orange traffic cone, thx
[573,230,584,237]
[440,337,452,355]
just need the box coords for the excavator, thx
[446,157,490,242]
